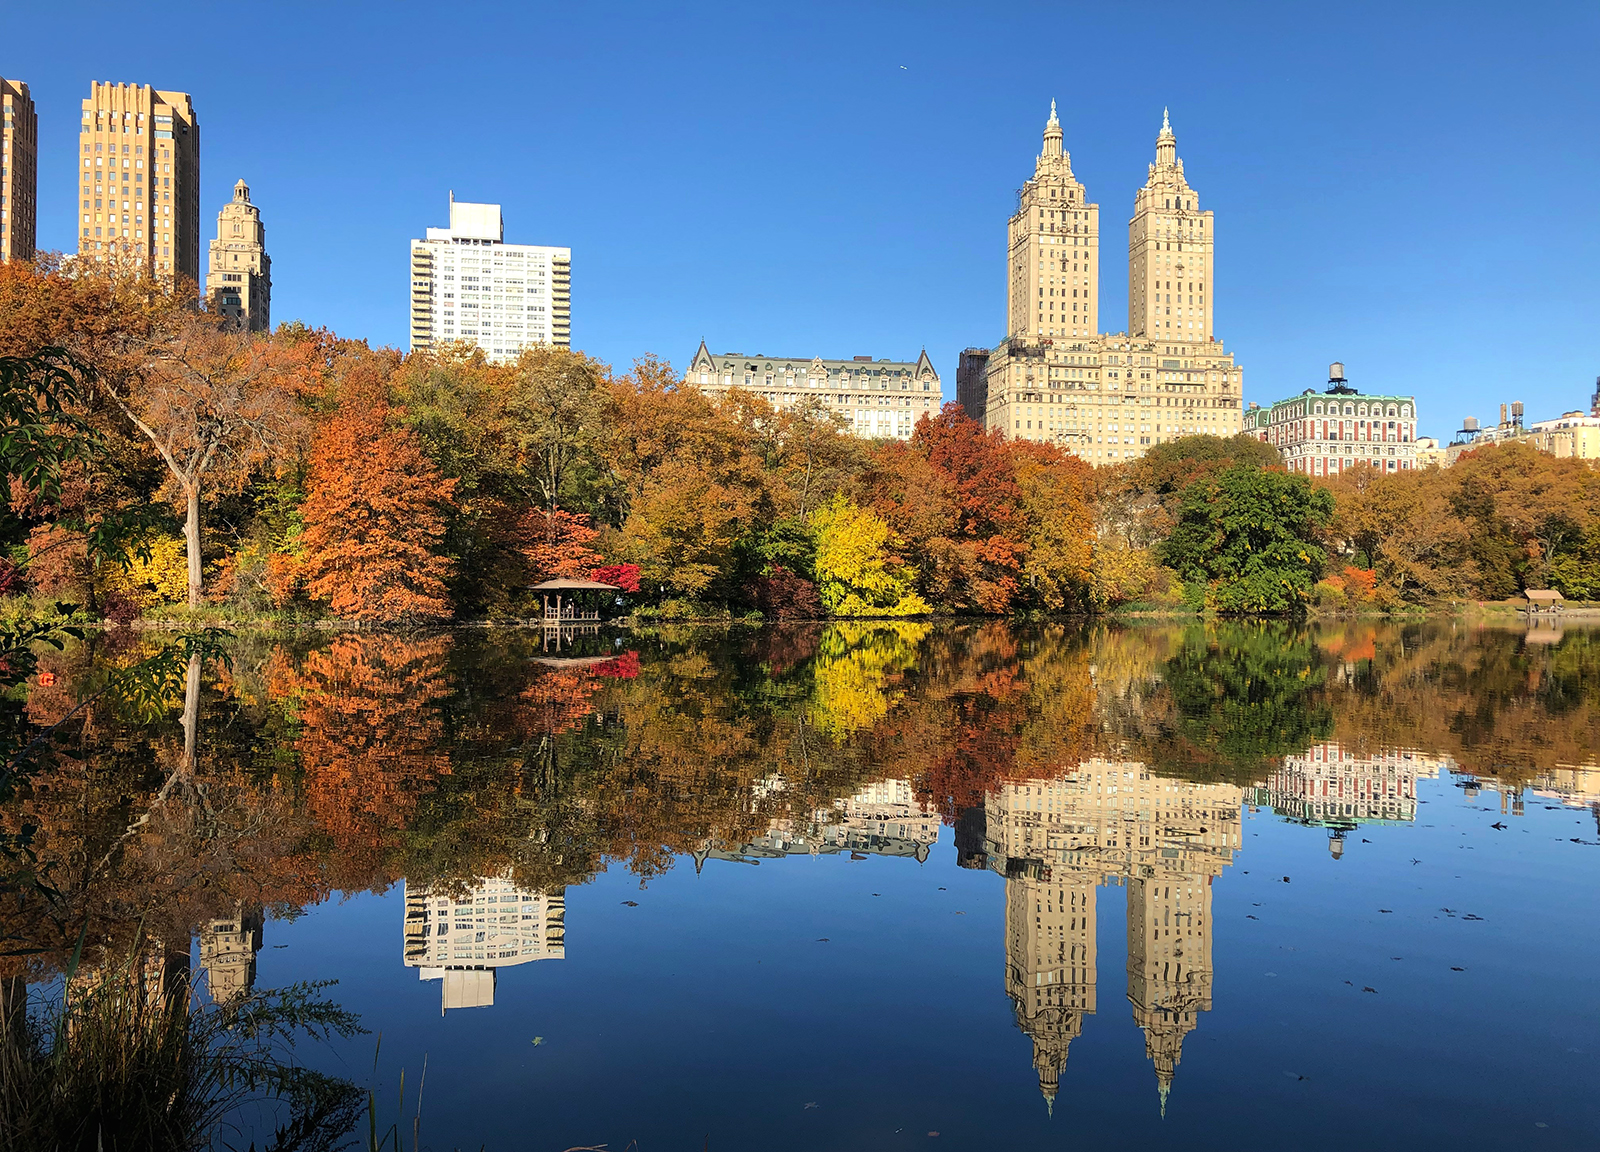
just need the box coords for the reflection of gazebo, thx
[532,578,620,624]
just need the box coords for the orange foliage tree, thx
[297,393,457,622]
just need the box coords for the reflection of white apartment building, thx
[1250,744,1449,856]
[403,876,565,1014]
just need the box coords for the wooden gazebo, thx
[531,577,621,623]
[1524,589,1565,615]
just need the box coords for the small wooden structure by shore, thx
[531,577,621,624]
[1523,589,1565,615]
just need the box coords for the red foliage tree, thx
[590,563,641,593]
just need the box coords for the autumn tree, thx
[296,392,456,623]
[1009,440,1094,611]
[98,317,311,607]
[810,494,930,617]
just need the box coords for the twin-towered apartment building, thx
[687,106,1255,461]
[0,76,273,332]
[5,78,1434,465]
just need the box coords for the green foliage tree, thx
[1160,462,1333,613]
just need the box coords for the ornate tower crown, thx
[1155,107,1177,170]
[1040,98,1065,164]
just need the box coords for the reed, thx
[0,940,365,1152]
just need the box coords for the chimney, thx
[1500,403,1509,427]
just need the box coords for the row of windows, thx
[1276,400,1412,420]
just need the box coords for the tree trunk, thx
[185,486,203,609]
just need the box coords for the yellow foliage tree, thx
[102,535,190,607]
[811,494,930,617]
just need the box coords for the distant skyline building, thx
[1249,742,1447,858]
[685,343,941,441]
[956,348,991,425]
[1439,389,1600,465]
[978,105,1245,461]
[206,179,271,331]
[402,875,566,1014]
[409,194,571,361]
[76,82,200,282]
[1247,363,1419,476]
[1,78,38,263]
[696,777,942,866]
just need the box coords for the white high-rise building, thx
[409,193,571,361]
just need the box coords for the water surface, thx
[6,621,1597,1149]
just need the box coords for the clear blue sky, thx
[11,1,1599,438]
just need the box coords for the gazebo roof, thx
[531,578,621,591]
[1524,589,1565,603]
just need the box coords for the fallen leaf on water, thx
[804,1102,819,1110]
[1451,967,1465,972]
[621,901,639,907]
[816,938,830,943]
[928,1133,940,1138]
[1246,915,1259,920]
[531,1037,544,1046]
[1380,909,1393,914]
[1282,1071,1308,1081]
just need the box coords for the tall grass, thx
[0,939,366,1152]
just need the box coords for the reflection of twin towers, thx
[960,760,1243,1116]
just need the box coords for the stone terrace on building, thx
[685,341,940,441]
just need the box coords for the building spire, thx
[1155,107,1177,167]
[1041,99,1064,159]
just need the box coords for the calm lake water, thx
[6,620,1598,1149]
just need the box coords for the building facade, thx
[409,194,571,362]
[1,79,37,263]
[1249,743,1447,858]
[1250,364,1418,476]
[403,875,566,1014]
[1445,391,1600,465]
[956,347,991,425]
[684,343,940,441]
[205,179,271,331]
[76,82,200,283]
[198,903,264,1003]
[978,107,1245,463]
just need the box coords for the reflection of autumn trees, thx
[281,636,454,890]
[6,621,1598,979]
[1321,625,1600,785]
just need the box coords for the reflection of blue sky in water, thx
[232,765,1600,1151]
